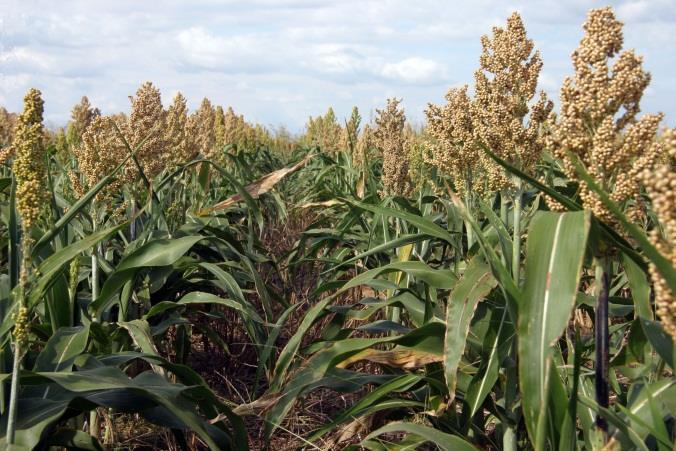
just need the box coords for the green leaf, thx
[33,156,130,256]
[341,261,457,291]
[145,291,265,326]
[443,256,496,402]
[347,199,456,245]
[519,211,590,446]
[640,319,674,369]
[0,222,128,341]
[34,325,90,372]
[465,304,512,417]
[29,222,130,309]
[90,235,205,316]
[623,254,653,320]
[363,421,477,451]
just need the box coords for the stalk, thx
[500,191,508,225]
[6,336,22,444]
[504,178,523,451]
[7,237,30,445]
[390,217,402,324]
[594,257,610,438]
[89,212,100,438]
[465,190,474,251]
[512,178,523,282]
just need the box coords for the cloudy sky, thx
[1,0,674,131]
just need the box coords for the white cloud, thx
[381,57,448,84]
[0,0,674,129]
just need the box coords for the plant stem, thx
[504,179,523,451]
[6,337,21,444]
[512,178,523,282]
[90,215,100,438]
[7,236,30,445]
[594,257,610,438]
[465,190,474,252]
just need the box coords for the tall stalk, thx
[6,333,21,444]
[594,257,611,438]
[7,236,31,445]
[512,178,523,282]
[89,210,100,438]
[503,178,524,451]
[465,190,474,251]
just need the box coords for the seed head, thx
[0,106,17,160]
[165,92,197,167]
[304,107,344,153]
[72,115,127,203]
[375,98,411,197]
[425,85,487,196]
[126,82,166,179]
[189,98,216,160]
[12,306,29,346]
[471,12,553,189]
[642,138,675,338]
[344,106,361,153]
[67,96,100,145]
[214,105,226,150]
[354,123,372,169]
[549,7,661,225]
[12,88,47,230]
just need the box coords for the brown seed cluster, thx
[215,106,262,153]
[405,124,427,192]
[549,7,661,224]
[343,106,361,153]
[165,92,198,168]
[425,86,483,196]
[303,107,344,153]
[126,82,167,179]
[353,123,372,169]
[189,98,216,160]
[375,98,411,197]
[472,12,553,190]
[68,96,100,145]
[71,115,128,202]
[642,136,676,338]
[426,12,551,197]
[0,106,18,160]
[12,88,47,230]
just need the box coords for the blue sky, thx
[1,0,674,132]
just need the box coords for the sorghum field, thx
[0,6,674,451]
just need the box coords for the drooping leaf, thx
[443,256,496,402]
[519,211,590,446]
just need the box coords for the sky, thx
[1,0,675,132]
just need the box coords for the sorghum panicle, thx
[0,106,18,160]
[68,96,101,145]
[471,12,553,191]
[549,7,661,225]
[425,85,484,197]
[189,97,216,160]
[375,98,411,197]
[126,81,167,179]
[12,88,47,230]
[353,123,372,169]
[165,92,197,167]
[343,106,361,153]
[304,107,344,153]
[72,115,127,203]
[642,135,676,338]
